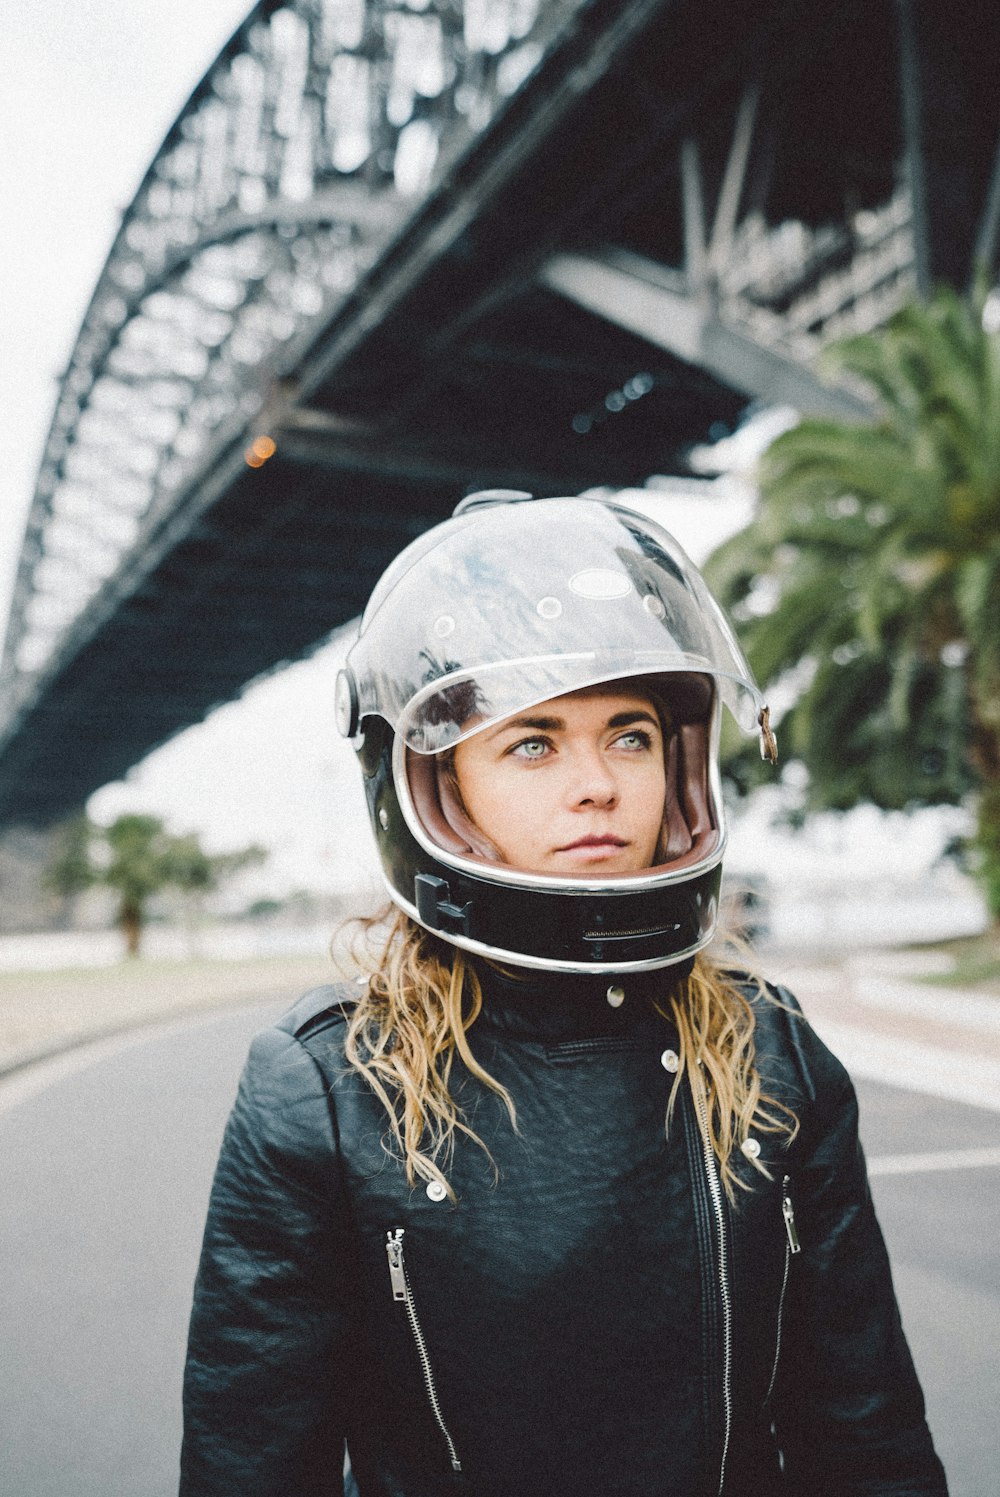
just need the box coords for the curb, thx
[807,1013,1000,1116]
[0,988,289,1087]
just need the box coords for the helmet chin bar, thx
[393,865,723,975]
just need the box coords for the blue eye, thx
[616,729,653,751]
[511,737,548,759]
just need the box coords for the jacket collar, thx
[470,959,690,1044]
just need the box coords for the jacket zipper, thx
[385,1229,463,1474]
[781,1176,801,1254]
[693,1081,732,1496]
[765,1176,801,1404]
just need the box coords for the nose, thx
[569,746,619,808]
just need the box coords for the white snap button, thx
[643,593,665,618]
[606,984,625,1008]
[741,1137,761,1159]
[426,1180,447,1202]
[378,808,389,830]
[536,595,562,619]
[433,614,455,638]
[660,1048,680,1073]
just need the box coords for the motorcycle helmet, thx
[336,491,776,973]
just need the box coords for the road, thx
[0,996,996,1497]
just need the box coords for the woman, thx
[180,492,947,1495]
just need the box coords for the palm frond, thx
[704,287,1000,911]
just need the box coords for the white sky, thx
[0,0,252,620]
[0,2,975,909]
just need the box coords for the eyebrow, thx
[488,708,660,739]
[607,710,660,729]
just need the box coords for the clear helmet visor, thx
[345,498,766,753]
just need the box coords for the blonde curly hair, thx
[343,910,797,1201]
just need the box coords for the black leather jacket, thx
[180,967,947,1496]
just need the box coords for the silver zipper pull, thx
[781,1178,801,1254]
[386,1229,408,1300]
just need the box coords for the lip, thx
[556,835,628,852]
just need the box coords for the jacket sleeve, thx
[180,1023,353,1496]
[770,1002,948,1496]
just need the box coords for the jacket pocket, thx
[386,1228,464,1474]
[764,1175,801,1405]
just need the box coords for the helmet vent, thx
[585,925,681,940]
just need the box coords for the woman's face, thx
[451,686,666,875]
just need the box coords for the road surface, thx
[0,996,996,1496]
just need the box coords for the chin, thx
[550,850,640,874]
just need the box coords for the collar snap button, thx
[606,984,625,1008]
[741,1137,761,1159]
[425,1180,447,1202]
[660,1048,680,1073]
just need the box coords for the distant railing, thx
[720,186,917,359]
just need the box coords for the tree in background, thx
[46,813,266,956]
[42,814,94,929]
[707,287,1000,918]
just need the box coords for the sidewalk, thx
[765,948,1000,1114]
[2,941,998,1115]
[0,950,338,1078]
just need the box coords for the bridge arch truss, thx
[3,0,1000,825]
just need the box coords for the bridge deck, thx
[2,0,998,823]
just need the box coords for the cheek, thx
[457,763,552,859]
[454,759,521,841]
[481,773,547,840]
[467,780,510,839]
[632,759,667,828]
[492,799,545,861]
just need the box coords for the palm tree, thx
[707,286,1000,917]
[47,813,266,955]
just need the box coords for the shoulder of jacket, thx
[727,970,852,1109]
[734,973,804,1019]
[274,980,363,1043]
[717,968,802,1025]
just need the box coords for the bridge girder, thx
[540,251,875,421]
[3,0,1000,826]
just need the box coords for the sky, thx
[0,2,980,917]
[0,0,253,621]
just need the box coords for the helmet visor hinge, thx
[758,705,778,764]
[415,873,472,936]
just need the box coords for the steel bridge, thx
[2,0,999,826]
